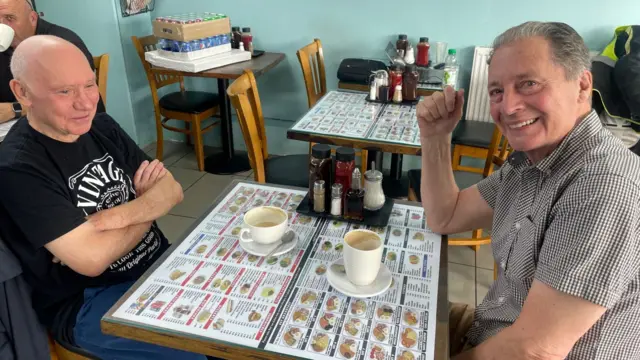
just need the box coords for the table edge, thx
[101,179,448,358]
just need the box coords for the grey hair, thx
[9,47,27,81]
[488,21,591,79]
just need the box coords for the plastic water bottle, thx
[443,49,459,89]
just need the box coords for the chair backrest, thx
[227,70,269,182]
[297,38,327,108]
[131,35,184,95]
[466,46,493,123]
[483,126,512,177]
[93,54,109,106]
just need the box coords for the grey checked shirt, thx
[469,110,640,359]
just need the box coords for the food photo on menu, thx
[109,182,442,359]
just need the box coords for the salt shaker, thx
[363,162,385,211]
[330,183,343,216]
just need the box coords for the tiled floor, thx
[145,140,495,308]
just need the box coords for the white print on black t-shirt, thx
[67,153,162,273]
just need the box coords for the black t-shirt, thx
[0,113,169,329]
[0,18,105,113]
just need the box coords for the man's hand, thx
[417,86,465,140]
[134,159,167,196]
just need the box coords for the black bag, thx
[337,58,388,85]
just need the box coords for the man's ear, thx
[10,79,31,107]
[29,11,38,27]
[578,70,593,104]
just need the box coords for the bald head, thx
[11,35,87,84]
[8,34,99,142]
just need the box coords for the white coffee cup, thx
[0,24,14,52]
[239,206,288,245]
[343,229,383,286]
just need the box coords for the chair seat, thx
[159,91,220,114]
[452,120,496,148]
[407,169,422,202]
[265,154,309,188]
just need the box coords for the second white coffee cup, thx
[343,229,383,286]
[0,24,14,52]
[239,206,288,245]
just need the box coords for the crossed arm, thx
[46,160,184,277]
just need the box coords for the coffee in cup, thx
[239,206,288,245]
[343,229,383,286]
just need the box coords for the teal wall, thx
[37,0,138,140]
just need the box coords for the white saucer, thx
[326,258,392,298]
[238,230,297,257]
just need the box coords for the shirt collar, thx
[507,109,602,173]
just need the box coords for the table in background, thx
[288,90,427,198]
[153,52,285,175]
[102,179,449,360]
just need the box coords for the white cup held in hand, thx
[0,24,14,52]
[238,206,288,245]
[343,229,383,286]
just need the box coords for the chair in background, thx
[451,46,497,174]
[93,54,109,106]
[296,38,368,174]
[408,126,512,280]
[227,69,308,187]
[132,35,221,171]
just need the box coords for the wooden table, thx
[102,179,449,360]
[152,52,285,175]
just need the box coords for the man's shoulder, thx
[36,18,82,43]
[581,130,640,185]
[0,118,41,169]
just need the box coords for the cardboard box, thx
[153,17,231,42]
[158,43,231,61]
[145,49,252,73]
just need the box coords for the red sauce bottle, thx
[416,37,430,67]
[241,27,253,54]
[389,65,403,101]
[334,147,356,195]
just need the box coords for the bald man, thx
[0,36,208,360]
[0,0,105,123]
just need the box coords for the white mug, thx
[0,24,14,52]
[343,229,383,286]
[239,206,288,245]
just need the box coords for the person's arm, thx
[45,220,152,277]
[417,86,494,234]
[0,102,28,123]
[88,167,183,231]
[454,281,606,360]
[454,173,640,359]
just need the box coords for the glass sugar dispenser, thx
[363,162,386,211]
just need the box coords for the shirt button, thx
[515,222,521,230]
[498,296,505,303]
[474,321,480,327]
[501,261,506,269]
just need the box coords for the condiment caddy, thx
[296,146,394,227]
[366,65,420,106]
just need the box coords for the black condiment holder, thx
[295,194,394,227]
[365,96,419,106]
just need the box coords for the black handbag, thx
[337,58,388,85]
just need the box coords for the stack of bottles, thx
[309,145,386,221]
[157,35,230,54]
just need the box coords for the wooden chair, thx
[296,38,368,174]
[92,54,109,106]
[132,35,221,171]
[227,70,308,187]
[407,126,512,280]
[451,47,497,174]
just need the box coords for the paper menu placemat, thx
[110,182,441,359]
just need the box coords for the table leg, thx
[366,149,383,170]
[204,78,251,175]
[383,153,409,199]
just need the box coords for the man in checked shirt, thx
[417,21,640,359]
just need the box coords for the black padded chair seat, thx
[159,91,220,114]
[451,120,496,148]
[265,154,309,188]
[407,169,422,203]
